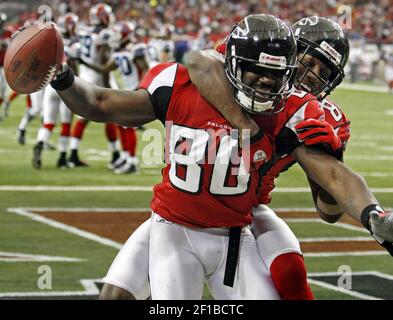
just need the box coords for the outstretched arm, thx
[186,50,259,136]
[292,145,377,222]
[292,145,393,254]
[53,67,155,127]
[79,58,117,75]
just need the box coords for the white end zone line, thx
[0,186,153,192]
[0,252,84,263]
[7,208,122,250]
[304,251,388,258]
[1,186,393,192]
[10,207,152,213]
[307,271,393,300]
[3,207,392,298]
[0,279,102,298]
[337,83,389,93]
[307,279,381,300]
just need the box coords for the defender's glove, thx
[361,205,393,256]
[295,119,341,151]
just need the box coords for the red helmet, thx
[158,23,175,39]
[89,3,113,26]
[58,13,79,35]
[114,21,135,43]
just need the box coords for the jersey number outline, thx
[80,35,92,58]
[115,55,133,76]
[168,125,250,195]
[322,101,343,122]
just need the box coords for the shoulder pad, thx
[97,28,114,45]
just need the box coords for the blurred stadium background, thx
[0,0,392,300]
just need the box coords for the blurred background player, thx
[383,51,393,94]
[32,13,81,169]
[80,21,149,174]
[0,12,11,120]
[148,23,175,66]
[3,91,31,120]
[15,19,44,145]
[70,3,120,167]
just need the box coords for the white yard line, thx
[346,155,393,161]
[13,207,151,213]
[0,279,102,298]
[1,186,393,192]
[0,186,153,192]
[0,251,84,262]
[307,278,381,300]
[360,172,393,177]
[309,271,393,279]
[7,208,122,250]
[284,217,368,233]
[304,251,387,258]
[337,83,389,93]
[298,237,372,242]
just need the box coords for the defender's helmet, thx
[58,13,79,36]
[89,3,113,27]
[292,16,350,99]
[225,14,298,114]
[106,21,135,49]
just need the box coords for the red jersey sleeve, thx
[274,91,325,156]
[139,62,177,123]
[139,63,191,124]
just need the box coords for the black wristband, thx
[50,66,75,91]
[361,204,384,231]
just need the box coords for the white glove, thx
[370,210,393,243]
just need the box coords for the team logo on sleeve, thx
[254,150,267,162]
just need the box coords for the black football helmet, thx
[292,16,350,99]
[224,14,298,114]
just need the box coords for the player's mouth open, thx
[300,83,314,93]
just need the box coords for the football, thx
[4,22,64,94]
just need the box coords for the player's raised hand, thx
[295,119,342,151]
[362,205,393,256]
[4,22,64,94]
[370,210,393,242]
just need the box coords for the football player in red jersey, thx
[49,14,393,299]
[186,15,393,299]
[101,16,388,301]
[69,3,120,168]
[97,16,351,301]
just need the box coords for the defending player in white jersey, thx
[383,51,393,94]
[80,21,149,174]
[32,13,80,169]
[0,12,11,119]
[69,3,120,168]
[148,23,176,65]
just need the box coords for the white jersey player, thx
[80,21,149,174]
[384,51,393,93]
[148,23,175,65]
[69,3,120,168]
[16,20,45,145]
[32,13,80,169]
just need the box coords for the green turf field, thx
[0,85,392,299]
